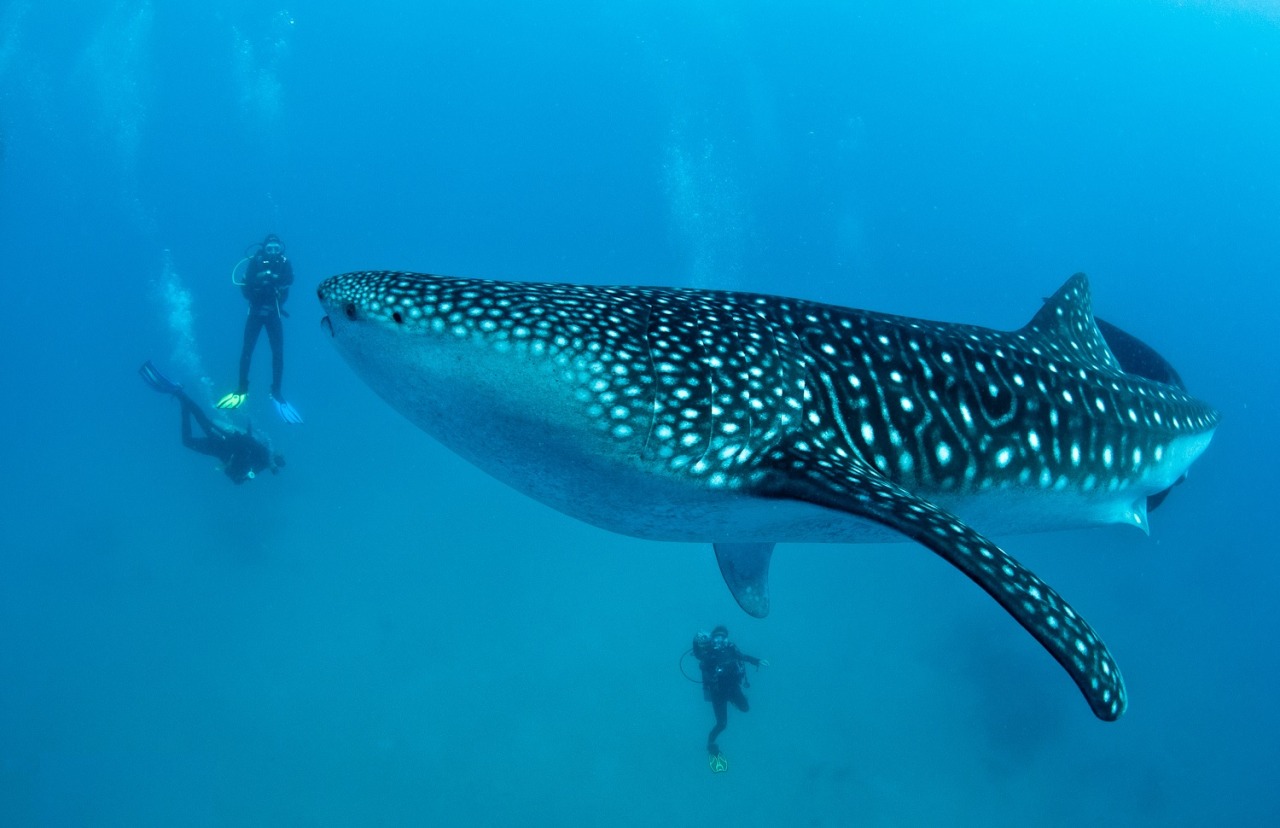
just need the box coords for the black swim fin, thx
[139,360,182,394]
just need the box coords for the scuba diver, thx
[216,233,303,424]
[691,625,768,772]
[141,361,285,484]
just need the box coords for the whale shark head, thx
[318,269,1220,721]
[317,273,691,514]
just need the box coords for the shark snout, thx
[315,279,358,319]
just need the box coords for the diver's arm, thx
[278,259,294,305]
[241,258,263,301]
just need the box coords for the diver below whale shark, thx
[317,270,1219,721]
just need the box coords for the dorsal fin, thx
[1019,273,1121,373]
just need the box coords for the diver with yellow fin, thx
[217,233,303,424]
[141,360,285,484]
[689,626,768,772]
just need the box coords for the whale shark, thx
[317,270,1219,720]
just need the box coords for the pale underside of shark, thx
[317,270,1219,721]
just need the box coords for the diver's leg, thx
[730,686,750,713]
[177,391,217,441]
[265,312,284,397]
[185,436,225,458]
[178,397,226,459]
[707,696,728,752]
[180,395,194,446]
[237,313,265,393]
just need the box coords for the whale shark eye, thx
[392,311,404,324]
[345,302,357,320]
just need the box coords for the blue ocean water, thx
[1,1,1277,824]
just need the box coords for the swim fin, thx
[217,392,247,410]
[138,360,181,394]
[272,395,303,424]
[708,752,729,773]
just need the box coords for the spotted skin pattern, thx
[767,443,1126,719]
[318,270,1219,721]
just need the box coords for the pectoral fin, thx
[713,543,775,618]
[757,443,1127,721]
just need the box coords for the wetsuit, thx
[176,389,272,484]
[695,640,761,753]
[236,251,294,399]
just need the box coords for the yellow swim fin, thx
[708,752,728,773]
[217,392,247,409]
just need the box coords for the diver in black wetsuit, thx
[692,625,768,763]
[140,361,284,484]
[216,234,302,424]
